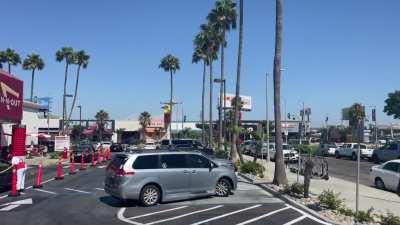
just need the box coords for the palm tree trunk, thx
[231,0,244,163]
[272,0,288,185]
[169,70,173,144]
[30,69,35,102]
[201,60,206,145]
[62,62,69,134]
[8,63,11,74]
[209,60,213,148]
[218,29,226,151]
[66,65,81,127]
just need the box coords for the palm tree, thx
[4,48,21,74]
[272,0,288,185]
[207,0,237,151]
[139,111,152,141]
[0,51,6,70]
[66,50,90,126]
[22,54,45,101]
[159,54,180,143]
[56,47,74,134]
[195,24,220,148]
[192,47,207,145]
[231,0,244,162]
[95,110,109,142]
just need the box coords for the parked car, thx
[72,144,97,163]
[0,159,12,192]
[110,143,124,152]
[269,144,299,162]
[104,151,237,206]
[317,144,338,156]
[370,159,400,192]
[241,140,255,155]
[143,142,157,150]
[371,142,400,163]
[335,143,373,160]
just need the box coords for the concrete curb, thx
[238,173,340,225]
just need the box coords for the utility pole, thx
[265,72,270,178]
[77,105,82,127]
[297,101,305,183]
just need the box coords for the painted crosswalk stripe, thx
[33,188,57,195]
[64,188,91,194]
[190,204,262,225]
[0,204,20,211]
[97,165,106,169]
[95,188,105,191]
[149,205,223,225]
[236,206,290,225]
[128,206,188,220]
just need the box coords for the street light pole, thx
[77,105,82,127]
[297,101,305,183]
[265,72,270,178]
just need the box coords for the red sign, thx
[0,70,23,123]
[11,125,26,156]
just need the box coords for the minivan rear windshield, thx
[110,155,128,169]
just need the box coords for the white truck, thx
[335,143,374,160]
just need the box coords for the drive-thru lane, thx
[0,160,330,225]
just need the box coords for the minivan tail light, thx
[115,168,135,176]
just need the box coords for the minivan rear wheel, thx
[215,178,231,197]
[375,177,385,190]
[140,185,160,207]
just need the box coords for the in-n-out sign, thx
[0,70,23,123]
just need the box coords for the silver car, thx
[104,151,237,206]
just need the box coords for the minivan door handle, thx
[183,170,190,174]
[191,170,196,174]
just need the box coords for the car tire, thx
[215,178,231,197]
[351,153,357,161]
[139,185,161,207]
[375,177,385,190]
[372,154,380,164]
[335,151,341,159]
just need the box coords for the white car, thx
[96,141,112,149]
[270,144,299,162]
[335,143,373,160]
[370,159,400,191]
[143,142,157,150]
[318,144,338,156]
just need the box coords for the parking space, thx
[118,203,329,225]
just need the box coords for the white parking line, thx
[0,204,20,211]
[95,188,105,191]
[286,205,331,225]
[0,195,8,199]
[236,206,290,225]
[33,188,57,195]
[97,165,106,169]
[283,215,307,225]
[64,188,91,194]
[190,204,262,225]
[127,206,188,220]
[149,205,223,225]
[117,208,145,225]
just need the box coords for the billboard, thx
[223,94,252,111]
[0,70,23,123]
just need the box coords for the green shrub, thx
[282,182,304,196]
[318,190,343,210]
[380,212,400,225]
[338,207,354,217]
[49,152,60,159]
[354,207,374,223]
[234,160,241,172]
[297,144,318,156]
[240,161,264,178]
[214,150,229,159]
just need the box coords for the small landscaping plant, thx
[240,161,264,178]
[214,149,229,159]
[318,189,343,210]
[49,152,60,159]
[380,212,400,225]
[338,207,354,217]
[282,182,304,197]
[354,207,375,223]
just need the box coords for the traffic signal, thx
[372,109,376,122]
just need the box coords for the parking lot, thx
[0,159,330,225]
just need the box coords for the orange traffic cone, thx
[33,161,43,188]
[79,153,86,170]
[91,152,95,168]
[69,156,76,175]
[9,166,19,197]
[97,151,101,164]
[55,158,64,180]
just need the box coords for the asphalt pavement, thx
[0,159,331,225]
[323,157,375,186]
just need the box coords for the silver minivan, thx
[104,151,237,206]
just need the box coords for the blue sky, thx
[1,0,400,126]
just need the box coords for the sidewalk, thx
[242,155,400,215]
